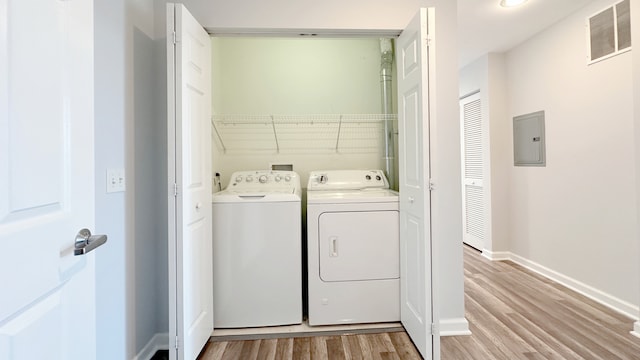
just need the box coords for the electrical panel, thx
[513,111,546,167]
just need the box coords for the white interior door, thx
[167,3,213,360]
[0,1,98,359]
[397,8,437,360]
[460,93,485,251]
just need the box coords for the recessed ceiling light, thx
[500,0,528,7]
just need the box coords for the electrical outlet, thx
[106,168,126,193]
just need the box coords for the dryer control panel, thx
[228,170,300,193]
[308,170,389,191]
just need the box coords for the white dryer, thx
[307,170,400,326]
[212,170,302,328]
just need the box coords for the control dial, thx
[259,175,268,184]
[285,175,292,182]
[246,175,253,182]
[275,175,282,182]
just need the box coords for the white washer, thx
[212,170,302,328]
[307,170,400,326]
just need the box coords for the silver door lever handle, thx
[74,228,107,256]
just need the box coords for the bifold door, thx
[167,3,213,360]
[397,7,438,360]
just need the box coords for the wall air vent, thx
[587,0,631,64]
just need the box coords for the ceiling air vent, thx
[587,0,631,64]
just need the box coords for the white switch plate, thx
[106,168,126,193]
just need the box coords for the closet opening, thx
[209,34,401,336]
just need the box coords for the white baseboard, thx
[503,252,639,320]
[632,321,640,339]
[481,249,510,261]
[439,317,471,337]
[132,332,169,360]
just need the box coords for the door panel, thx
[460,93,484,250]
[0,0,96,359]
[319,211,399,282]
[167,3,213,360]
[397,8,435,360]
[404,214,424,321]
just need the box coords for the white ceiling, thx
[458,0,595,67]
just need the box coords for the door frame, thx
[167,8,440,360]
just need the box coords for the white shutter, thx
[463,98,483,180]
[460,93,484,250]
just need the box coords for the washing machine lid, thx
[212,189,301,203]
[307,189,399,204]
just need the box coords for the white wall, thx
[505,0,638,314]
[632,0,640,336]
[428,0,464,330]
[486,53,510,255]
[94,1,128,358]
[179,0,437,33]
[95,0,165,359]
[459,53,510,256]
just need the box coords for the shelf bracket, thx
[270,115,280,153]
[211,118,227,153]
[335,115,343,152]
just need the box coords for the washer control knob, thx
[376,175,382,181]
[285,175,291,182]
[259,175,268,184]
[275,175,282,182]
[235,175,243,182]
[365,175,372,180]
[246,175,253,182]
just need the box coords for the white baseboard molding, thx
[133,332,169,360]
[481,249,510,261]
[439,317,471,337]
[632,321,640,339]
[501,252,639,321]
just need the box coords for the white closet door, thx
[397,8,437,360]
[460,93,484,251]
[167,3,213,360]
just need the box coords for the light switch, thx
[106,168,126,193]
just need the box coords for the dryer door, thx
[319,211,399,282]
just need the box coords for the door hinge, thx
[175,335,179,349]
[425,36,432,47]
[172,31,177,44]
[431,323,438,335]
[428,179,435,191]
[173,183,179,197]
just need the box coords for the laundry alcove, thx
[209,36,399,189]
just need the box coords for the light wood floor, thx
[198,246,640,359]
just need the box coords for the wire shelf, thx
[211,114,396,153]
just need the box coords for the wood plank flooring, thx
[199,331,421,360]
[198,246,640,359]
